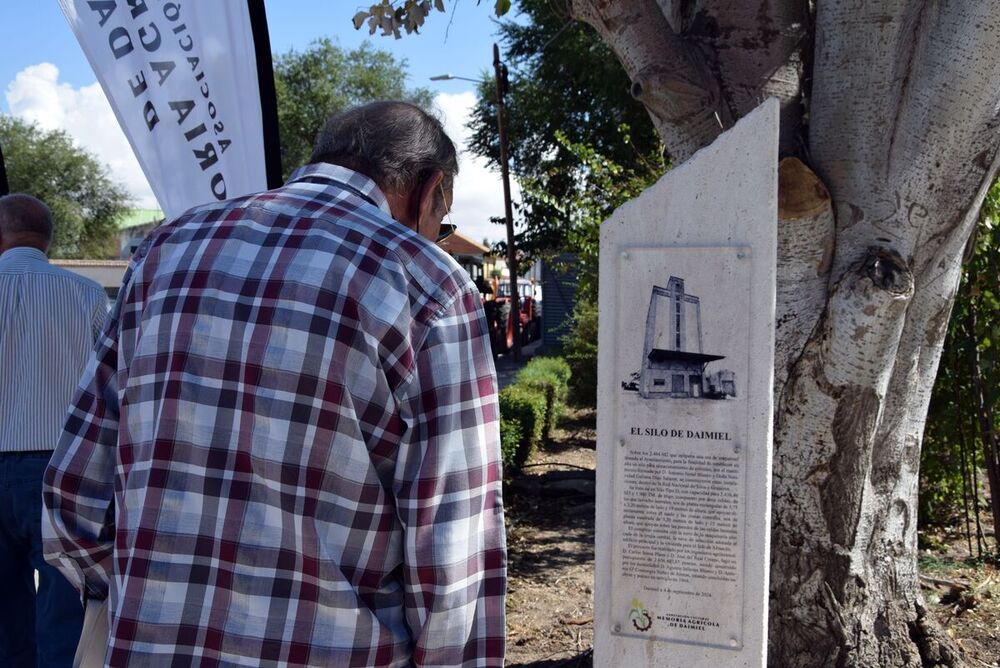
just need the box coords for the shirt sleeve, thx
[395,286,507,667]
[42,281,124,600]
[90,288,110,344]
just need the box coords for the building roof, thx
[118,208,164,231]
[647,349,726,365]
[437,230,489,257]
[51,259,128,289]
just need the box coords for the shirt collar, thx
[0,246,49,270]
[286,163,393,217]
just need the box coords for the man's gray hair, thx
[0,194,54,243]
[310,101,458,194]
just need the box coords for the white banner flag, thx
[59,0,280,219]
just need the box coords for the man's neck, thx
[0,241,48,256]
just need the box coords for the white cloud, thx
[5,63,157,208]
[4,66,516,243]
[434,91,519,246]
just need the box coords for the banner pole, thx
[0,141,9,196]
[247,0,282,189]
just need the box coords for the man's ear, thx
[414,170,444,224]
[387,171,445,240]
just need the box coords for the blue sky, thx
[0,1,516,243]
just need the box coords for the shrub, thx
[516,356,571,438]
[561,301,598,407]
[519,356,571,397]
[498,384,547,471]
[499,418,523,473]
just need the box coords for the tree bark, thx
[570,0,726,161]
[573,0,811,161]
[572,0,1000,665]
[775,157,834,395]
[669,0,811,155]
[774,2,1000,664]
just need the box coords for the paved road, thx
[495,339,543,390]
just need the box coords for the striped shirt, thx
[0,246,107,453]
[43,163,507,666]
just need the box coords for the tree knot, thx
[862,247,913,297]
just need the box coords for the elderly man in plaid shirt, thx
[42,101,506,667]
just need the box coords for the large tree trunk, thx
[572,0,1000,665]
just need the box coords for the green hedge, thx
[498,384,547,472]
[498,418,523,472]
[515,357,571,439]
[498,356,572,475]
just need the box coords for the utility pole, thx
[494,42,521,361]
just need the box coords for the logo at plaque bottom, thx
[628,598,653,632]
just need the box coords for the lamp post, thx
[492,44,522,362]
[429,74,479,82]
[430,44,522,360]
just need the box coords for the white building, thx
[639,276,733,399]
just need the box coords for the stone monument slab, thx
[595,99,778,666]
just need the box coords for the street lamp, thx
[430,43,522,361]
[429,74,480,83]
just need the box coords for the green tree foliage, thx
[548,133,661,406]
[0,115,129,259]
[543,131,663,302]
[350,0,509,38]
[273,39,434,179]
[921,178,1000,554]
[562,299,598,407]
[467,0,662,262]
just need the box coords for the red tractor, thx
[484,278,542,355]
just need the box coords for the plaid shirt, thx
[43,164,506,667]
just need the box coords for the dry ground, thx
[504,407,1000,667]
[504,407,596,667]
[920,520,1000,666]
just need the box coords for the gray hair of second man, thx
[0,193,54,244]
[310,101,459,196]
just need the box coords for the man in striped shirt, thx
[43,102,506,666]
[0,194,108,666]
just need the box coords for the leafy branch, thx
[352,0,510,39]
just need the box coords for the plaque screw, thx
[622,252,630,261]
[733,442,742,454]
[729,636,739,647]
[736,251,746,259]
[619,438,626,448]
[613,623,622,633]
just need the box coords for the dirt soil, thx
[920,518,1000,667]
[504,407,1000,667]
[504,407,596,667]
